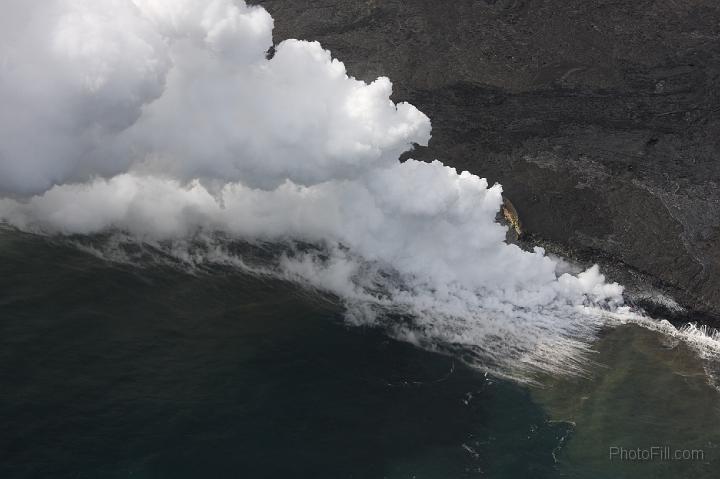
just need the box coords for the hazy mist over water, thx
[1,229,719,478]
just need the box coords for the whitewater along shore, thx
[253,0,720,320]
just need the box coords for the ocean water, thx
[1,228,718,478]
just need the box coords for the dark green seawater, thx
[1,229,719,478]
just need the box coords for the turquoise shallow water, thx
[1,229,718,478]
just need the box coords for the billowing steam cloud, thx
[1,0,631,379]
[0,0,429,195]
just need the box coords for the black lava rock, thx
[253,0,720,319]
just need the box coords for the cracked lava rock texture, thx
[253,0,720,319]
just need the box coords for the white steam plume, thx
[1,0,643,379]
[0,0,428,194]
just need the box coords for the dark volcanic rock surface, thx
[254,0,720,317]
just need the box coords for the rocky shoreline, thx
[254,0,720,320]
